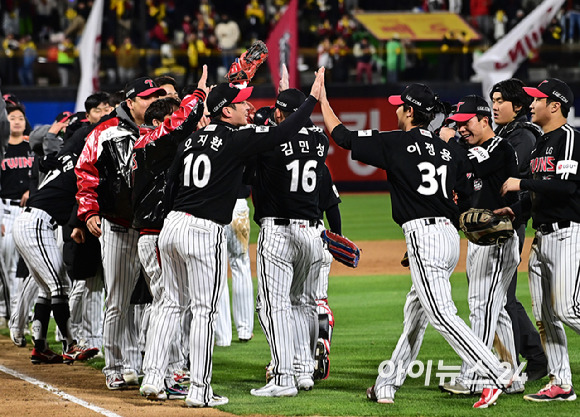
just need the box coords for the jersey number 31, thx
[416,162,448,198]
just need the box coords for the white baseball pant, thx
[459,235,522,392]
[215,198,254,345]
[100,218,142,377]
[529,223,580,386]
[256,218,323,386]
[373,218,512,400]
[143,211,225,404]
[139,233,187,384]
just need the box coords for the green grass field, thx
[1,192,575,416]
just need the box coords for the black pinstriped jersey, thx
[332,125,465,227]
[524,123,580,225]
[252,125,329,222]
[451,136,519,212]
[27,150,79,225]
[318,164,341,214]
[167,96,318,225]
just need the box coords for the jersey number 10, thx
[183,153,211,188]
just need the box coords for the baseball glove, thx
[321,230,361,268]
[459,208,514,246]
[226,40,269,83]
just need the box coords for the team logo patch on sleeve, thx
[358,130,372,137]
[556,160,578,175]
[255,125,270,133]
[468,146,490,162]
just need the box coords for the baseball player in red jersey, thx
[500,78,580,402]
[134,74,208,401]
[76,77,166,389]
[319,81,515,408]
[143,70,324,408]
[439,95,523,395]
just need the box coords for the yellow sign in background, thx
[352,12,480,41]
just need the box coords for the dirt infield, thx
[0,238,533,416]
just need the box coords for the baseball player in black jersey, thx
[439,95,523,395]
[320,82,515,408]
[0,106,34,318]
[250,88,328,397]
[313,164,341,381]
[146,70,324,408]
[12,132,98,364]
[499,78,580,402]
[490,79,548,381]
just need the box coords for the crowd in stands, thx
[0,0,579,87]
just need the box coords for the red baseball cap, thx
[523,78,573,110]
[207,83,254,117]
[388,83,437,112]
[124,77,167,100]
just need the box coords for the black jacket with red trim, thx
[131,89,206,231]
[75,102,140,226]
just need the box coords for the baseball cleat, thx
[173,370,190,384]
[123,371,140,386]
[106,374,128,390]
[297,375,314,391]
[184,394,229,407]
[250,381,298,397]
[524,383,576,402]
[440,381,473,395]
[10,329,27,347]
[239,333,254,342]
[30,347,63,364]
[473,388,502,408]
[62,343,99,363]
[314,339,330,380]
[366,385,394,404]
[140,384,167,401]
[165,383,188,399]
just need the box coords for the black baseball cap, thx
[3,93,21,106]
[124,77,166,100]
[275,88,306,112]
[447,95,492,122]
[388,83,436,112]
[254,106,274,126]
[523,78,574,110]
[207,83,254,117]
[55,111,73,123]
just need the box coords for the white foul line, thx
[0,364,123,417]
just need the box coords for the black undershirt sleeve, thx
[325,203,342,235]
[331,124,355,150]
[520,178,577,195]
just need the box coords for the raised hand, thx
[309,67,325,101]
[197,65,209,95]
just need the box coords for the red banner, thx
[266,0,298,89]
[248,97,399,182]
